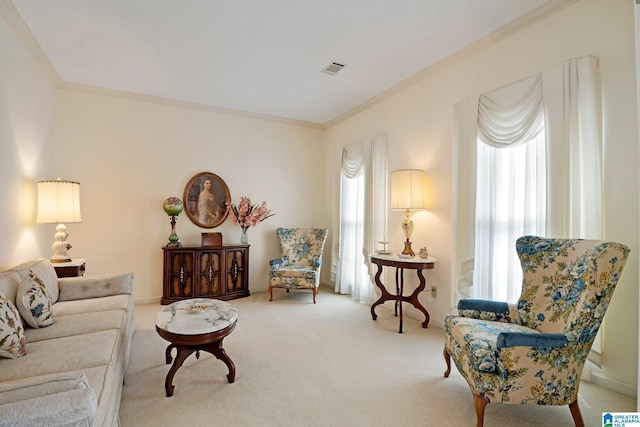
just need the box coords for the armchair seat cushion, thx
[446,315,537,373]
[270,266,318,280]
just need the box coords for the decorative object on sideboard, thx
[163,197,183,247]
[201,232,223,247]
[183,172,230,229]
[390,169,428,256]
[36,179,82,263]
[227,196,275,244]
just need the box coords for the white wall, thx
[0,14,54,268]
[54,89,326,302]
[323,0,638,395]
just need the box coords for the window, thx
[473,130,546,302]
[336,170,370,301]
[331,136,388,304]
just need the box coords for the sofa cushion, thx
[0,329,120,382]
[0,372,97,426]
[17,270,54,328]
[8,259,59,304]
[0,293,27,359]
[58,272,133,301]
[52,294,131,317]
[25,310,126,343]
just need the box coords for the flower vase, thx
[241,228,248,244]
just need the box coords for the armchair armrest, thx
[58,272,134,301]
[457,299,519,323]
[496,332,568,349]
[270,258,284,269]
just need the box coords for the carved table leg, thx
[406,269,430,328]
[398,268,404,333]
[202,339,236,383]
[165,346,196,397]
[371,264,393,321]
[165,343,176,364]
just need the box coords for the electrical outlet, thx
[431,286,437,298]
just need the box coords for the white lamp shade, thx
[390,169,428,211]
[36,180,82,224]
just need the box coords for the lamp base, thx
[402,239,415,256]
[50,223,73,263]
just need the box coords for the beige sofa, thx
[0,258,134,426]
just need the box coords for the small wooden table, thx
[155,298,238,397]
[53,259,86,277]
[370,254,436,333]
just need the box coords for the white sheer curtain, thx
[473,75,547,302]
[453,55,602,304]
[331,136,388,303]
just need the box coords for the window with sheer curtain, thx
[474,131,547,302]
[331,136,388,304]
[336,170,370,301]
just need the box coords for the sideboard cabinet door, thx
[225,247,249,298]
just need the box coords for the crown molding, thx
[323,0,580,128]
[58,82,325,129]
[0,0,63,86]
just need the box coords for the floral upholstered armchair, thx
[268,228,328,303]
[443,236,629,427]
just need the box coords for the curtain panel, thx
[330,135,388,303]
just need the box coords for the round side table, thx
[155,298,238,396]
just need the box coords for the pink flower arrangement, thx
[227,196,274,233]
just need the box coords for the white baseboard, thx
[134,296,161,305]
[589,370,637,399]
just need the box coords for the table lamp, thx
[390,169,428,256]
[163,197,184,247]
[36,179,82,263]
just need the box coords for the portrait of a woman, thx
[197,179,222,226]
[184,172,230,228]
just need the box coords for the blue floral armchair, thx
[268,228,328,303]
[443,236,630,427]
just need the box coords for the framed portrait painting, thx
[183,172,231,228]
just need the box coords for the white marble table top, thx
[370,252,437,264]
[156,298,238,335]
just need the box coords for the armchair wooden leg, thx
[473,395,488,427]
[268,286,273,301]
[443,347,451,377]
[313,288,317,304]
[569,401,585,427]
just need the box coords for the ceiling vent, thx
[321,61,346,75]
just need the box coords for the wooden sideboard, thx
[162,244,250,304]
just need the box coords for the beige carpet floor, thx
[120,288,635,426]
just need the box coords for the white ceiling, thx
[9,0,560,125]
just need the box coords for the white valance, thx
[478,75,544,148]
[341,142,364,178]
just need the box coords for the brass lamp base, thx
[402,240,415,256]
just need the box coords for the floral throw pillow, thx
[0,293,27,358]
[17,270,54,328]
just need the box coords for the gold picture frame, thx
[183,172,231,229]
